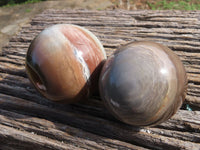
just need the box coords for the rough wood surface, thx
[0,9,200,150]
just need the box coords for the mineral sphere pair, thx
[26,24,188,126]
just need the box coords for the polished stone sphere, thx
[99,41,187,126]
[26,24,106,103]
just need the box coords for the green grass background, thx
[148,0,200,10]
[1,0,200,10]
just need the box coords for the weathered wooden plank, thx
[1,9,200,149]
[1,10,200,102]
[0,93,199,150]
[0,124,80,150]
[0,109,144,150]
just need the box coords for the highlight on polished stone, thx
[26,24,106,103]
[99,41,188,126]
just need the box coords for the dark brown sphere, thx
[26,24,106,103]
[99,41,188,126]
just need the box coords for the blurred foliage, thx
[110,0,200,10]
[0,0,46,7]
[1,0,200,10]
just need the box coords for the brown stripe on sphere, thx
[60,25,107,94]
[61,25,106,73]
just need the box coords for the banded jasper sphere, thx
[26,24,106,103]
[99,41,187,126]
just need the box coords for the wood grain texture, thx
[0,9,200,149]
